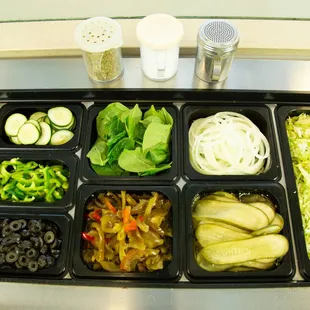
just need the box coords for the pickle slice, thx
[251,225,281,236]
[248,202,276,223]
[201,234,289,265]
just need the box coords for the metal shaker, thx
[194,20,239,83]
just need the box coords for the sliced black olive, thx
[28,260,38,272]
[40,244,48,255]
[37,255,47,269]
[21,240,32,249]
[20,229,31,239]
[38,237,44,248]
[30,237,40,249]
[46,255,55,268]
[0,245,9,253]
[7,244,18,253]
[5,251,18,263]
[0,253,5,265]
[26,248,38,259]
[1,225,12,237]
[10,233,21,243]
[2,236,16,246]
[15,261,23,269]
[27,219,37,229]
[18,219,27,229]
[0,219,10,229]
[44,231,55,244]
[50,249,60,259]
[50,238,62,249]
[18,255,29,267]
[30,220,42,234]
[9,220,22,232]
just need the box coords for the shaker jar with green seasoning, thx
[75,17,124,83]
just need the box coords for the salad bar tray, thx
[0,92,310,289]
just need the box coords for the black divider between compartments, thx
[80,102,180,184]
[0,153,78,212]
[0,103,85,152]
[0,212,72,279]
[183,182,295,283]
[275,105,310,280]
[70,184,181,282]
[181,103,281,182]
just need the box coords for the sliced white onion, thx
[189,112,270,175]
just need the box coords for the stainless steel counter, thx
[0,57,310,310]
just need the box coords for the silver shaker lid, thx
[197,20,239,54]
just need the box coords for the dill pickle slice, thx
[270,213,284,230]
[201,234,289,265]
[196,223,252,247]
[195,219,250,234]
[192,200,269,231]
[248,202,276,223]
[251,225,281,236]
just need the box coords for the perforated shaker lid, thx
[75,17,123,53]
[136,14,184,50]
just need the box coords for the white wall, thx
[1,0,309,21]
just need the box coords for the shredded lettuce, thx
[286,113,310,257]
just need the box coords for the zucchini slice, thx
[50,130,74,145]
[5,113,27,137]
[17,123,40,145]
[26,120,41,132]
[48,107,73,127]
[29,112,47,121]
[10,136,22,145]
[35,122,52,146]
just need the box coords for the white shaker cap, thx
[136,14,184,50]
[75,16,123,53]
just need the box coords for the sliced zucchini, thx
[4,113,27,137]
[10,136,21,145]
[26,120,41,132]
[35,122,52,146]
[48,107,73,127]
[29,112,47,121]
[17,123,40,145]
[44,116,51,125]
[50,130,74,145]
[51,115,75,131]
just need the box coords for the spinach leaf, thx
[86,138,108,166]
[96,102,128,140]
[158,107,173,125]
[134,122,146,142]
[142,123,172,155]
[109,115,125,139]
[143,106,173,125]
[107,131,127,149]
[108,137,135,163]
[146,142,170,164]
[118,147,155,173]
[138,163,172,176]
[125,104,142,139]
[140,116,163,128]
[91,162,128,176]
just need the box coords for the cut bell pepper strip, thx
[89,211,101,222]
[124,219,137,232]
[122,206,131,224]
[121,191,126,210]
[82,232,95,241]
[103,197,117,213]
[90,222,105,262]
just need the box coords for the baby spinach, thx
[118,147,155,172]
[88,103,174,177]
[86,138,108,166]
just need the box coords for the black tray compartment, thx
[181,104,280,181]
[80,103,179,184]
[70,184,181,283]
[0,153,78,212]
[0,103,85,152]
[183,182,295,283]
[0,212,71,280]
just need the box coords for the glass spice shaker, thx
[75,16,124,83]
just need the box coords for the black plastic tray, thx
[276,105,310,280]
[80,103,179,184]
[183,182,295,283]
[0,153,78,212]
[181,103,280,181]
[0,212,72,280]
[0,103,85,152]
[70,184,181,283]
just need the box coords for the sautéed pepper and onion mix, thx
[82,191,173,272]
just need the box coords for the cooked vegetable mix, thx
[87,103,173,176]
[193,191,289,272]
[4,107,76,146]
[189,112,270,175]
[0,218,62,272]
[82,191,172,272]
[286,113,310,257]
[0,158,69,203]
